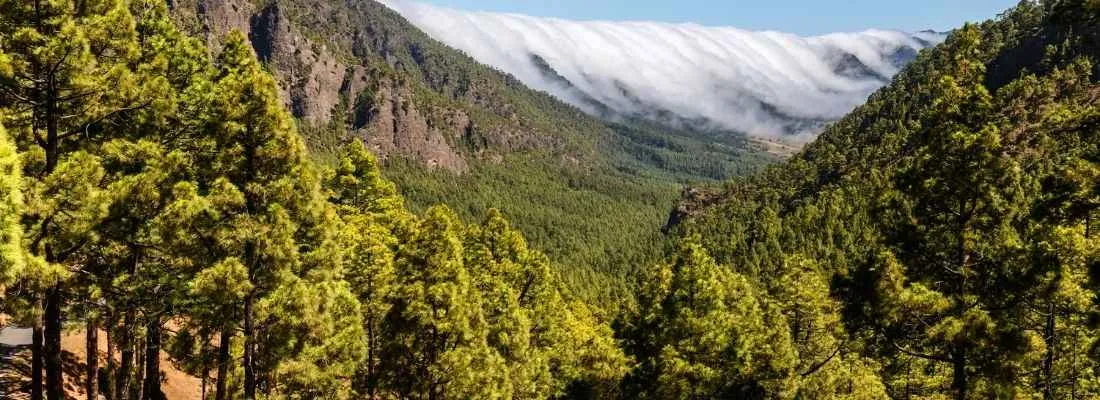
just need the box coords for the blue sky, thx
[414,0,1021,36]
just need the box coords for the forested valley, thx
[0,0,1098,399]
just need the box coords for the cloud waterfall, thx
[380,0,943,139]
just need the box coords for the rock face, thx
[663,187,721,233]
[360,76,468,172]
[249,4,345,125]
[194,0,254,47]
[170,0,470,172]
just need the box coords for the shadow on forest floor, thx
[0,345,86,400]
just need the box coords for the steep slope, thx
[641,1,1100,397]
[166,0,778,301]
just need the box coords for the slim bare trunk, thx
[200,337,209,400]
[1072,326,1080,400]
[44,286,63,400]
[1042,302,1056,400]
[366,320,377,398]
[131,341,145,400]
[952,346,967,400]
[87,317,99,400]
[215,328,231,400]
[242,294,255,400]
[106,313,116,400]
[952,213,970,400]
[117,310,135,400]
[31,321,43,400]
[142,317,161,400]
[41,27,64,399]
[118,250,139,400]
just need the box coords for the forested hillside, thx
[163,0,777,303]
[640,0,1100,397]
[0,1,625,399]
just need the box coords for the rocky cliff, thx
[167,0,615,173]
[168,0,493,171]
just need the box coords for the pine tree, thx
[341,213,397,397]
[381,205,491,399]
[263,209,368,398]
[465,209,628,398]
[179,30,321,399]
[327,140,405,219]
[1009,59,1100,399]
[325,140,404,397]
[96,138,198,400]
[872,24,1040,398]
[773,256,888,399]
[0,44,12,296]
[622,237,797,399]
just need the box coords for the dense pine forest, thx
[652,0,1100,398]
[0,0,1097,400]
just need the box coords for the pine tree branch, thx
[801,341,845,378]
[891,342,952,363]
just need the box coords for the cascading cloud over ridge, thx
[379,0,944,140]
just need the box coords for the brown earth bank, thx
[0,329,201,400]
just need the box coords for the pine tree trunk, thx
[1072,326,1079,400]
[215,328,231,400]
[142,316,161,400]
[117,310,135,400]
[87,316,99,400]
[42,30,64,400]
[200,338,209,400]
[243,294,256,400]
[44,285,63,400]
[131,340,144,400]
[31,321,43,400]
[952,346,968,400]
[118,250,139,400]
[28,6,46,396]
[904,360,911,400]
[952,216,970,400]
[1042,302,1056,400]
[106,312,116,400]
[367,320,377,399]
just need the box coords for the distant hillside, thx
[671,1,1100,230]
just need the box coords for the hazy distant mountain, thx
[381,0,944,140]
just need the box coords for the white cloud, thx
[379,0,943,140]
